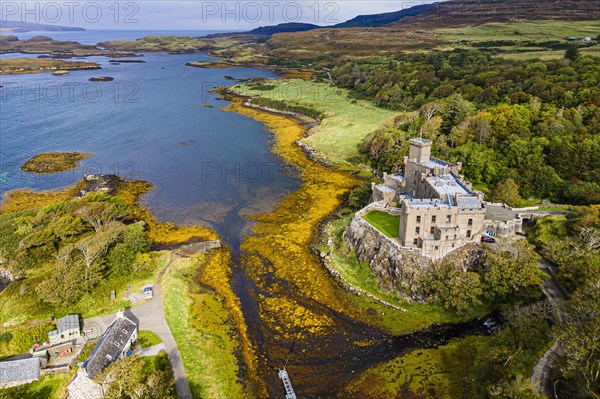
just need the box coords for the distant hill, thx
[0,21,85,32]
[333,4,434,28]
[248,22,321,36]
[389,0,600,28]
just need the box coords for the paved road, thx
[82,283,193,399]
[531,261,569,397]
[139,343,166,357]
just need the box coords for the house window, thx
[435,246,439,250]
[467,230,472,238]
[468,218,473,226]
[431,215,436,223]
[445,235,449,241]
[416,216,421,223]
[454,234,457,239]
[415,227,420,234]
[430,227,435,234]
[446,215,451,223]
[452,243,455,248]
[413,238,418,245]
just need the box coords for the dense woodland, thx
[333,49,600,205]
[0,194,153,310]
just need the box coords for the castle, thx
[371,138,486,259]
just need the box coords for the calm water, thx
[9,29,236,44]
[0,51,300,246]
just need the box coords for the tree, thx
[76,202,122,232]
[484,240,543,302]
[347,183,373,210]
[554,281,600,397]
[565,44,581,61]
[422,263,483,312]
[98,355,144,399]
[107,224,151,276]
[491,179,521,207]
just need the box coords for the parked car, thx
[481,235,496,243]
[143,286,153,299]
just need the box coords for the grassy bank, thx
[162,250,253,399]
[0,373,71,399]
[233,79,397,165]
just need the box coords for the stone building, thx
[84,311,138,379]
[372,138,486,259]
[48,314,81,345]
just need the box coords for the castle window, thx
[435,246,439,250]
[467,230,472,238]
[468,218,473,226]
[431,215,436,223]
[445,235,449,241]
[416,216,421,223]
[415,227,420,234]
[430,227,435,234]
[413,238,418,245]
[446,215,451,223]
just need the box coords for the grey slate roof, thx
[49,314,80,339]
[58,314,80,332]
[0,357,41,385]
[84,316,137,379]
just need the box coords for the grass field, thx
[363,210,400,238]
[436,20,600,59]
[235,79,397,165]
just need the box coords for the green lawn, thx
[138,330,162,348]
[234,79,398,165]
[363,210,400,238]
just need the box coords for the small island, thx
[21,152,92,174]
[0,58,100,75]
[89,76,114,82]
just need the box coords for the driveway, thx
[531,261,569,396]
[81,283,193,399]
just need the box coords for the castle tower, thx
[408,138,432,163]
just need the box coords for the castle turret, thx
[409,138,432,164]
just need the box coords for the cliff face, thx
[343,217,431,301]
[343,216,485,302]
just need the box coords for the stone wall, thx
[483,219,523,237]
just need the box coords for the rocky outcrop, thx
[0,267,15,292]
[344,216,431,300]
[344,215,485,301]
